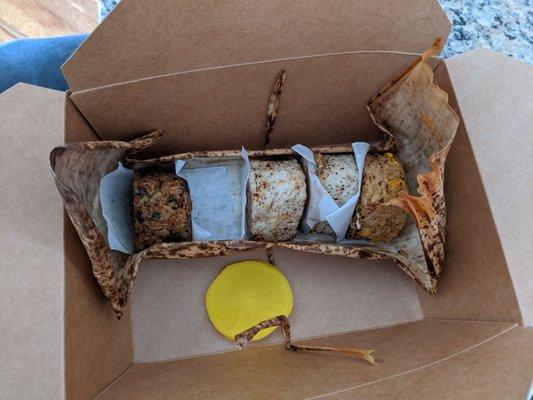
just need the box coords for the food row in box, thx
[51,50,459,315]
[119,146,407,253]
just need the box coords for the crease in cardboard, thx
[64,92,102,141]
[70,51,440,95]
[95,362,135,399]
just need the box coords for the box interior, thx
[9,83,530,400]
[60,49,532,399]
[3,0,531,398]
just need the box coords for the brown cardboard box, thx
[1,1,532,399]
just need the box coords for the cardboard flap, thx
[0,84,65,399]
[343,326,533,399]
[429,50,533,326]
[94,319,521,399]
[63,0,450,91]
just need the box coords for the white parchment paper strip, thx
[100,162,135,254]
[176,148,249,241]
[292,142,369,240]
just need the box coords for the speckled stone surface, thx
[98,0,118,21]
[98,0,531,62]
[439,0,532,62]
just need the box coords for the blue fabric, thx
[0,34,88,94]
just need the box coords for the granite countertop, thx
[438,0,532,62]
[99,0,532,63]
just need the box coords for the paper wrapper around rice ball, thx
[133,172,193,251]
[347,153,407,243]
[247,159,307,241]
[313,153,359,235]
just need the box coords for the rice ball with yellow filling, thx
[347,152,407,242]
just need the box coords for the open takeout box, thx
[2,1,532,399]
[50,39,459,319]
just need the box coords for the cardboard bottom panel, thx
[94,319,521,399]
[130,249,423,362]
